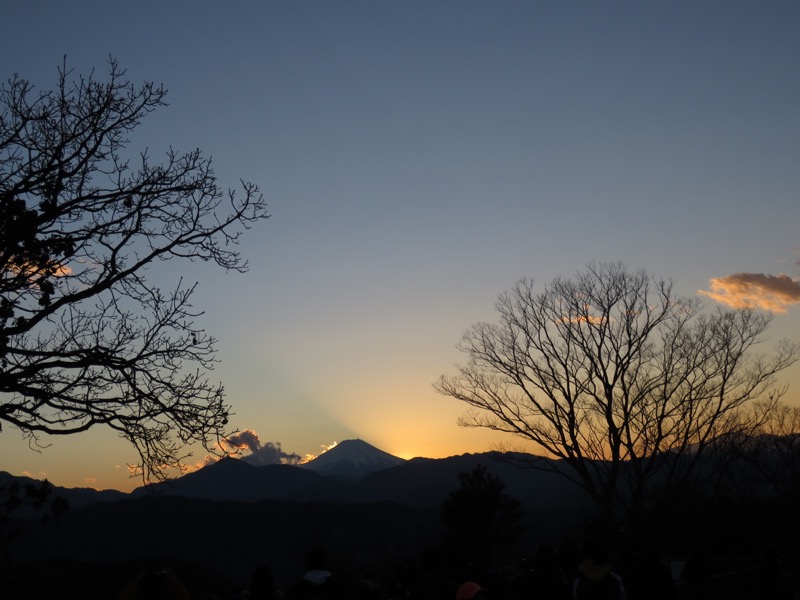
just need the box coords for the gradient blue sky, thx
[2,1,799,492]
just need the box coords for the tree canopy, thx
[441,464,522,567]
[0,59,269,479]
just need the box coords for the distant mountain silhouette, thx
[353,453,584,511]
[4,442,590,515]
[5,442,795,600]
[117,444,592,542]
[1,445,587,590]
[131,457,324,501]
[4,435,798,599]
[300,438,405,479]
[0,470,127,517]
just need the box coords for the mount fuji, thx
[300,438,406,479]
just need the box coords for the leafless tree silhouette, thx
[0,58,269,480]
[435,262,798,523]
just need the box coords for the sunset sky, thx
[2,1,799,492]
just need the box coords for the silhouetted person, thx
[616,542,675,600]
[118,567,190,600]
[572,541,625,600]
[353,569,382,600]
[456,581,488,600]
[757,548,796,600]
[511,545,570,600]
[246,565,277,600]
[680,552,710,600]
[289,548,346,600]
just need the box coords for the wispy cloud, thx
[558,315,604,325]
[700,272,800,313]
[20,470,48,480]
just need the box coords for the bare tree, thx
[0,59,269,480]
[434,262,798,523]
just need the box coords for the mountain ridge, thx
[1,442,585,513]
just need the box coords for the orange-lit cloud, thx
[184,429,303,472]
[301,441,338,464]
[700,273,800,313]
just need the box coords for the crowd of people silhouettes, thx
[110,537,800,600]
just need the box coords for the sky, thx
[1,1,799,493]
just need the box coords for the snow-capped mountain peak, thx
[300,439,405,479]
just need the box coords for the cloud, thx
[700,272,800,313]
[186,429,303,471]
[221,429,262,454]
[241,441,302,466]
[188,455,219,471]
[301,441,338,464]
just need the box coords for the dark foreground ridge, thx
[2,442,798,599]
